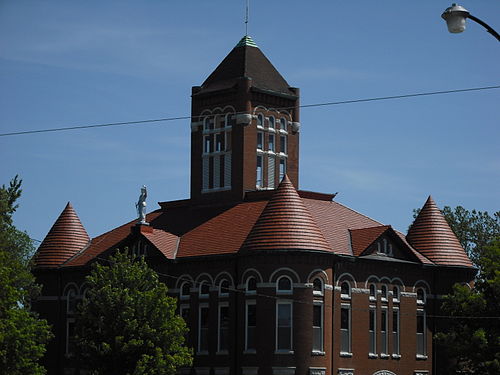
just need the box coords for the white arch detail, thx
[194,272,214,286]
[214,271,235,287]
[175,274,194,289]
[269,267,300,283]
[62,282,79,297]
[336,272,357,288]
[413,279,431,293]
[307,269,329,284]
[240,268,264,284]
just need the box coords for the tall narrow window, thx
[279,158,286,181]
[381,309,388,355]
[269,116,275,129]
[313,303,324,352]
[268,134,275,152]
[280,118,287,131]
[204,135,213,153]
[393,286,400,303]
[180,282,191,300]
[340,305,351,354]
[257,114,264,128]
[257,132,263,150]
[67,289,77,314]
[219,279,230,297]
[381,285,388,301]
[313,278,324,297]
[369,284,376,301]
[215,133,224,151]
[277,302,293,351]
[245,301,256,351]
[340,282,351,299]
[218,303,229,353]
[369,308,376,355]
[199,281,210,298]
[198,305,209,353]
[392,309,400,355]
[280,135,287,154]
[256,156,263,188]
[416,310,426,357]
[225,113,232,127]
[417,288,426,305]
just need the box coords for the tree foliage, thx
[75,251,192,375]
[0,176,52,374]
[436,237,500,375]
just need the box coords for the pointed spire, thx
[241,175,331,252]
[198,36,295,96]
[407,196,473,267]
[33,202,90,268]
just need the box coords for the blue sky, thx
[1,1,499,244]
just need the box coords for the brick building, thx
[32,36,475,375]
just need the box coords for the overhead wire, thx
[1,85,499,137]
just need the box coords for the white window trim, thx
[197,303,209,355]
[369,306,377,356]
[312,301,324,354]
[392,307,400,356]
[312,278,324,297]
[219,279,230,297]
[275,300,294,353]
[217,302,229,354]
[340,303,351,356]
[380,307,388,355]
[340,281,351,300]
[416,309,427,358]
[199,281,210,299]
[245,300,256,353]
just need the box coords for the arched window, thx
[225,113,232,127]
[340,281,351,299]
[268,116,275,129]
[219,279,230,297]
[277,276,292,294]
[199,281,210,298]
[381,285,388,301]
[280,118,287,131]
[204,117,213,131]
[313,278,324,296]
[257,114,264,128]
[393,286,400,302]
[246,277,257,294]
[417,288,426,304]
[66,288,77,314]
[180,282,191,299]
[369,284,376,300]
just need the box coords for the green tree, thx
[436,237,500,375]
[413,206,500,264]
[75,251,192,375]
[0,177,53,374]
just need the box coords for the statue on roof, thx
[136,185,148,225]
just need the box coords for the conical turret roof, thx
[198,36,295,96]
[34,202,90,268]
[407,196,473,267]
[241,175,331,252]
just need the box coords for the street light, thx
[441,3,500,42]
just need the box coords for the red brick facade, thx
[32,36,476,375]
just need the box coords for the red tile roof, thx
[241,176,331,252]
[407,196,473,267]
[34,202,90,268]
[350,225,390,256]
[142,229,179,259]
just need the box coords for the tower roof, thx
[198,36,295,96]
[241,175,331,252]
[34,202,90,268]
[407,196,473,267]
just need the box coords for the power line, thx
[1,85,498,138]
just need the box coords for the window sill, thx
[275,350,294,355]
[340,352,352,358]
[311,350,325,356]
[416,354,428,360]
[392,354,401,359]
[216,350,228,355]
[243,349,256,354]
[368,353,378,359]
[196,351,209,356]
[340,295,351,300]
[380,354,390,359]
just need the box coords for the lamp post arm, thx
[467,14,500,42]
